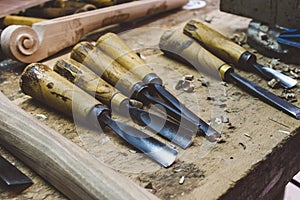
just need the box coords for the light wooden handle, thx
[159,30,231,80]
[184,20,247,65]
[70,42,144,98]
[20,63,108,123]
[0,91,158,200]
[96,32,162,84]
[1,0,188,63]
[54,59,128,112]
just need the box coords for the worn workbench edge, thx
[219,127,300,199]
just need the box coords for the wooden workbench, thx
[0,0,299,199]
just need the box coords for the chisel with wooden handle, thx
[53,58,194,149]
[70,41,203,136]
[0,93,159,199]
[96,32,221,142]
[159,30,300,120]
[183,20,297,89]
[20,63,178,167]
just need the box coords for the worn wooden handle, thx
[70,41,143,97]
[96,32,157,83]
[54,59,128,112]
[20,63,107,123]
[184,20,247,65]
[159,30,230,80]
[0,90,158,200]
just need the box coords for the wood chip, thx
[179,176,185,185]
[267,78,280,88]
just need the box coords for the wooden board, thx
[0,0,299,199]
[0,0,51,18]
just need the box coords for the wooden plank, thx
[0,0,51,18]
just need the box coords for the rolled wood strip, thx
[70,41,145,98]
[54,58,129,112]
[0,89,159,200]
[1,0,188,63]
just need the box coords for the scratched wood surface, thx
[0,0,299,199]
[0,0,51,18]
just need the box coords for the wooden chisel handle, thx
[71,42,146,98]
[20,63,109,125]
[159,30,232,80]
[96,32,162,84]
[184,20,248,66]
[0,93,158,199]
[54,58,129,113]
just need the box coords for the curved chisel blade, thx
[150,83,221,141]
[128,106,196,149]
[253,63,297,89]
[100,113,178,167]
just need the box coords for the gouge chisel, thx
[0,154,33,193]
[54,58,194,149]
[159,30,300,120]
[0,92,158,200]
[20,63,178,167]
[71,42,220,143]
[95,32,221,141]
[183,20,297,89]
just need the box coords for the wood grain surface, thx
[0,0,299,199]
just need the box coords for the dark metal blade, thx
[228,72,300,119]
[0,155,33,192]
[99,113,178,167]
[253,63,297,89]
[149,83,221,142]
[128,106,195,149]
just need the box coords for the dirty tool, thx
[20,63,178,167]
[0,155,33,193]
[159,30,300,120]
[183,20,297,89]
[96,32,221,141]
[71,41,221,144]
[54,59,194,149]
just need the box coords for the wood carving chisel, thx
[54,58,194,149]
[183,20,297,89]
[20,63,178,167]
[70,42,215,142]
[96,32,221,141]
[159,30,300,120]
[0,154,33,193]
[0,93,159,200]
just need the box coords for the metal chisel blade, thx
[229,72,300,119]
[253,63,298,89]
[0,155,33,192]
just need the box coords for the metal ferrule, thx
[219,64,233,81]
[238,51,257,70]
[90,104,111,128]
[142,73,163,85]
[131,82,149,102]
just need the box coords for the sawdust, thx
[137,161,205,199]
